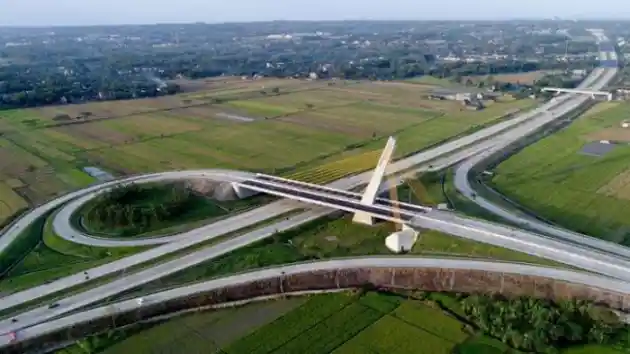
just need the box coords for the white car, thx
[136,298,144,305]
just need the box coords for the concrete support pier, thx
[352,136,397,225]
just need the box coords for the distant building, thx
[428,89,486,110]
[267,34,292,40]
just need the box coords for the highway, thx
[11,157,630,334]
[0,29,621,348]
[5,256,630,348]
[452,32,629,258]
[0,146,486,315]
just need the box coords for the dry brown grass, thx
[0,182,27,219]
[587,127,630,142]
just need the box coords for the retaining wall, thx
[8,266,630,353]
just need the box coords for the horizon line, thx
[0,17,628,29]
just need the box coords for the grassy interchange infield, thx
[0,171,559,299]
[75,182,272,238]
[107,174,560,303]
[489,101,630,244]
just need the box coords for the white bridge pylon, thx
[352,136,397,225]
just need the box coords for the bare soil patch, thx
[587,128,630,142]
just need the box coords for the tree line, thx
[462,294,630,353]
[0,22,603,110]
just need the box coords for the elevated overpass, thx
[0,29,623,349]
[541,87,613,100]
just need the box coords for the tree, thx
[461,295,630,352]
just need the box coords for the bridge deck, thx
[239,179,417,222]
[251,175,431,214]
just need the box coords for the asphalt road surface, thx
[4,256,630,348]
[0,29,621,349]
[452,34,628,259]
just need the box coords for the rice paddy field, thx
[0,77,535,225]
[490,101,630,243]
[59,291,622,354]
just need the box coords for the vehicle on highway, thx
[48,303,60,309]
[0,33,620,348]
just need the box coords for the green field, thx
[0,78,540,301]
[0,77,534,226]
[62,291,628,354]
[490,101,630,243]
[58,296,308,354]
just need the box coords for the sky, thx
[1,0,629,27]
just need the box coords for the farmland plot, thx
[491,101,630,241]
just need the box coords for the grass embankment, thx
[62,291,630,354]
[0,212,144,294]
[0,213,47,279]
[489,102,630,244]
